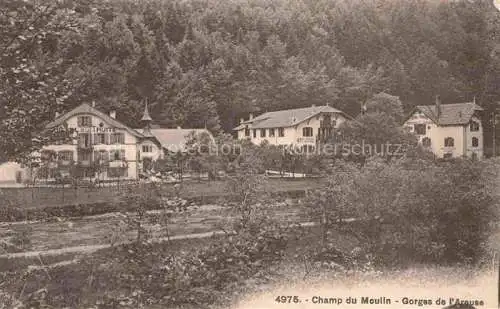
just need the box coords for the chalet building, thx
[37,102,213,181]
[233,105,352,152]
[404,97,484,159]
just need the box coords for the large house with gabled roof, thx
[233,104,352,152]
[404,97,484,159]
[34,102,214,182]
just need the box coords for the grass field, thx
[0,178,322,210]
[0,200,306,257]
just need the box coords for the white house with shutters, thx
[404,98,484,159]
[233,105,352,152]
[7,102,215,183]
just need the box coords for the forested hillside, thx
[2,0,500,158]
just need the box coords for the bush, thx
[305,157,497,267]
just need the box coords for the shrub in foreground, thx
[306,157,497,267]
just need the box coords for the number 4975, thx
[275,296,300,303]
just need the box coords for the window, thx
[269,128,275,137]
[77,116,92,127]
[142,145,153,153]
[78,151,91,162]
[94,150,109,162]
[58,151,73,162]
[253,129,256,138]
[94,133,106,145]
[444,137,454,147]
[422,137,431,147]
[278,128,285,137]
[470,121,480,132]
[472,137,479,147]
[303,127,313,137]
[110,149,125,161]
[110,132,125,144]
[308,145,315,153]
[260,129,266,137]
[244,126,250,137]
[414,124,426,135]
[78,133,91,148]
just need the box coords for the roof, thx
[141,102,153,122]
[46,103,144,137]
[410,102,484,126]
[233,105,351,130]
[135,128,214,152]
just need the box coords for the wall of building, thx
[404,111,478,158]
[237,112,347,149]
[0,162,31,187]
[465,116,483,159]
[42,113,141,180]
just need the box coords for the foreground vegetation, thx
[0,155,498,309]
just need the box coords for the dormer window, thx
[470,121,480,132]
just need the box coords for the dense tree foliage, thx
[305,157,497,266]
[2,0,500,159]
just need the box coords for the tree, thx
[339,112,417,158]
[365,92,404,123]
[0,0,83,161]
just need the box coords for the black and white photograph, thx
[0,0,499,308]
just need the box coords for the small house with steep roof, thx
[404,97,484,159]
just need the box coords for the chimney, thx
[249,113,254,120]
[177,126,182,129]
[55,111,60,119]
[311,104,316,107]
[240,117,245,124]
[435,95,441,118]
[109,110,116,119]
[92,100,96,108]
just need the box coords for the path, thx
[0,222,317,260]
